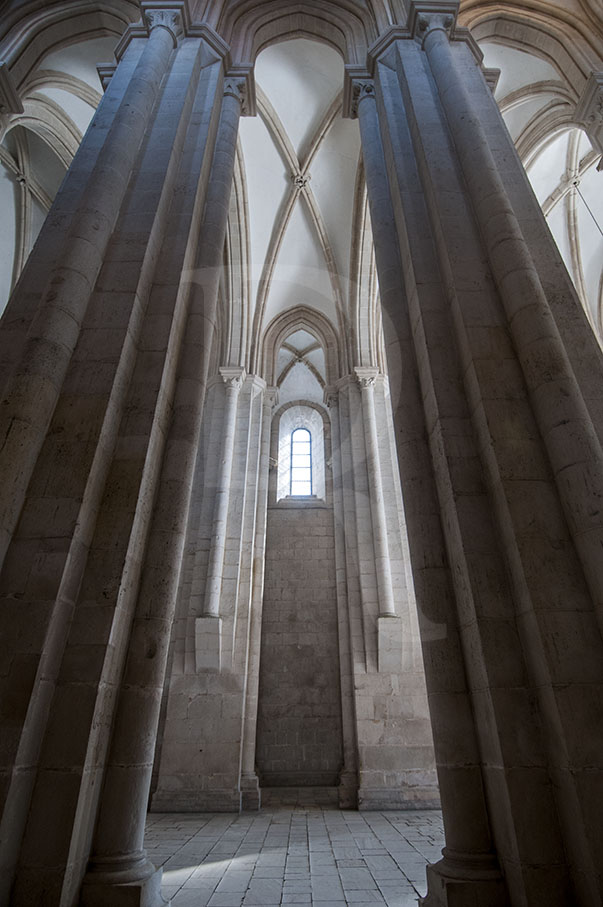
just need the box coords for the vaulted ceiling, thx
[0,1,601,347]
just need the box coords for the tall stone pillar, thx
[347,69,506,897]
[347,2,603,903]
[0,11,178,569]
[0,9,237,907]
[80,69,252,907]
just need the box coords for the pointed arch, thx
[261,304,341,386]
[0,1,138,90]
[219,0,377,66]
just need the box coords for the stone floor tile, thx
[343,894,386,905]
[243,879,283,904]
[144,807,444,906]
[173,890,214,907]
[338,868,378,890]
[206,894,245,907]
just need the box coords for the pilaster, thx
[240,385,278,812]
[193,367,244,702]
[324,386,359,809]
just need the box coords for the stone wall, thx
[256,499,344,787]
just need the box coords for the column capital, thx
[264,386,279,410]
[323,386,339,409]
[366,14,476,71]
[415,11,455,46]
[142,2,188,45]
[354,366,380,389]
[406,1,459,41]
[343,66,374,119]
[219,365,245,390]
[575,72,603,170]
[223,65,256,117]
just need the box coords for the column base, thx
[419,849,509,907]
[338,770,358,808]
[80,855,168,907]
[240,772,261,811]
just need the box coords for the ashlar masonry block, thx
[195,616,222,672]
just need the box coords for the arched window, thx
[276,405,325,501]
[290,427,312,496]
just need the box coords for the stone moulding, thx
[0,61,23,114]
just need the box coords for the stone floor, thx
[144,808,445,906]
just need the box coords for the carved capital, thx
[219,366,245,391]
[416,12,454,45]
[343,65,372,119]
[223,65,256,117]
[324,386,339,409]
[264,386,279,410]
[575,72,603,168]
[350,80,375,119]
[354,366,379,389]
[223,77,246,104]
[143,8,183,44]
[406,1,459,42]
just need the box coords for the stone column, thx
[348,70,508,904]
[0,9,180,570]
[240,385,277,810]
[1,11,223,907]
[420,13,603,636]
[325,387,359,807]
[195,365,245,672]
[354,367,396,619]
[80,70,251,907]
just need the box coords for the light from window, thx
[290,428,312,495]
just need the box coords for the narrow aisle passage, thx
[144,808,444,906]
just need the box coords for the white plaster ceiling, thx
[239,38,361,341]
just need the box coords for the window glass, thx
[290,428,312,495]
